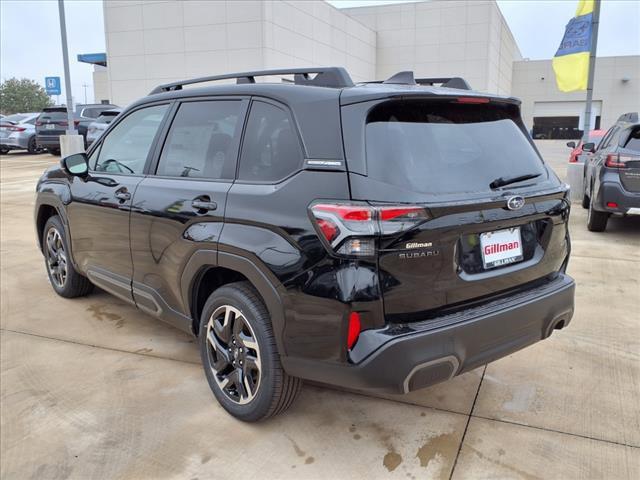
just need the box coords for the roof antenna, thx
[383,71,416,85]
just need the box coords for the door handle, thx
[115,189,131,201]
[192,197,217,212]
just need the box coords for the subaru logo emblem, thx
[507,196,525,210]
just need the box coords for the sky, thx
[1,0,638,105]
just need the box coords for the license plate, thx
[480,227,523,269]
[45,124,55,130]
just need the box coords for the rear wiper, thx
[490,173,541,189]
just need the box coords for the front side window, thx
[156,101,243,179]
[94,104,168,174]
[238,101,303,182]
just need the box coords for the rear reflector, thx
[606,202,618,208]
[347,312,361,350]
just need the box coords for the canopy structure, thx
[76,53,107,67]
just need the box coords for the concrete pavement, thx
[1,142,639,479]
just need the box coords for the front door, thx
[67,103,170,302]
[129,98,248,327]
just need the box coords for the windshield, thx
[365,100,546,195]
[39,110,68,121]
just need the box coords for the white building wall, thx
[92,66,111,103]
[342,0,521,94]
[512,56,640,130]
[103,0,375,106]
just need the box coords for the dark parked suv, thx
[581,113,640,231]
[35,68,575,421]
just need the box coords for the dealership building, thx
[91,0,639,138]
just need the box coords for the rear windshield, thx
[39,110,68,121]
[96,112,119,124]
[365,100,546,195]
[2,114,27,123]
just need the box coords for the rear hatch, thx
[343,96,570,322]
[36,108,73,138]
[616,126,640,193]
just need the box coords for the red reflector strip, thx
[347,312,361,350]
[456,97,490,104]
[606,202,618,208]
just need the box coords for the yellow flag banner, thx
[552,0,595,92]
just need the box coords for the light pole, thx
[582,0,601,141]
[58,0,76,135]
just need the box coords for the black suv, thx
[581,112,640,231]
[35,68,575,421]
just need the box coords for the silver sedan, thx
[0,113,42,154]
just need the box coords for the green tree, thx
[0,78,53,114]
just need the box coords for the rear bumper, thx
[281,273,575,394]
[596,181,640,214]
[36,136,61,149]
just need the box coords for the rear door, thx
[342,97,570,321]
[129,98,248,322]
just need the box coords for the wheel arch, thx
[182,250,287,354]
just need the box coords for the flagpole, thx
[582,0,601,141]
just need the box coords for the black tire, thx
[0,147,9,155]
[47,148,61,156]
[43,215,94,298]
[27,136,40,154]
[587,188,609,232]
[199,281,302,422]
[581,191,589,209]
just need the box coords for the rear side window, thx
[157,101,243,179]
[365,100,545,195]
[622,126,640,152]
[94,104,168,174]
[238,101,303,182]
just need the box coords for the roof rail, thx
[149,67,354,94]
[379,71,471,90]
[617,112,639,123]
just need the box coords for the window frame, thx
[234,97,306,185]
[86,100,173,177]
[147,96,250,183]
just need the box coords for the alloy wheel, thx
[205,305,262,405]
[45,227,67,288]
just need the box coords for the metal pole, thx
[58,0,76,135]
[582,0,601,142]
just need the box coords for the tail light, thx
[6,126,26,132]
[35,120,42,126]
[605,153,638,168]
[310,201,429,257]
[59,120,80,127]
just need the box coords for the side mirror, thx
[582,142,596,153]
[566,141,576,149]
[62,153,89,177]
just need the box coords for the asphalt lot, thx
[1,142,639,479]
